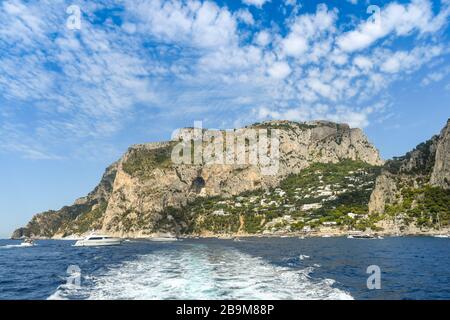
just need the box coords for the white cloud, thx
[337,0,449,52]
[284,0,297,6]
[282,34,308,57]
[268,61,292,79]
[287,4,337,39]
[255,30,271,47]
[278,4,337,62]
[354,56,373,71]
[128,0,238,49]
[242,0,270,8]
[421,66,450,86]
[0,0,449,160]
[235,9,255,25]
[308,78,334,100]
[379,46,443,74]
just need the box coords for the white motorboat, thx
[349,234,376,239]
[20,239,35,247]
[152,235,179,241]
[148,233,179,242]
[74,234,122,247]
[433,234,449,238]
[347,231,381,239]
[148,237,179,242]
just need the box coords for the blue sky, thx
[0,0,449,238]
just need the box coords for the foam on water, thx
[0,244,36,249]
[49,245,353,300]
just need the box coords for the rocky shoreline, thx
[12,226,450,240]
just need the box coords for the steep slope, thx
[369,119,450,233]
[158,160,381,236]
[430,119,450,188]
[13,120,383,239]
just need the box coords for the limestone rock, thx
[431,119,450,189]
[369,118,450,215]
[13,120,383,238]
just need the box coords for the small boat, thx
[148,237,179,242]
[74,234,122,247]
[350,234,376,239]
[433,234,449,238]
[433,214,448,238]
[20,238,35,247]
[321,234,332,238]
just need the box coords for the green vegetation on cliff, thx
[251,121,317,131]
[155,160,382,234]
[23,203,92,238]
[374,127,449,231]
[122,143,175,177]
[384,138,436,175]
[384,186,450,228]
[60,202,108,235]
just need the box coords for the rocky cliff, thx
[13,120,383,238]
[430,119,450,189]
[368,119,450,233]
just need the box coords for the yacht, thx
[148,234,179,242]
[74,234,122,247]
[433,234,449,238]
[148,237,178,242]
[351,234,376,239]
[20,238,35,247]
[347,232,380,239]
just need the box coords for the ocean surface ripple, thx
[0,237,449,300]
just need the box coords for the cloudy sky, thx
[0,0,449,237]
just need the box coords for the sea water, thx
[0,237,449,300]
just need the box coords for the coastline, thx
[11,227,450,241]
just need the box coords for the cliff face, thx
[430,119,450,189]
[368,119,450,232]
[368,137,437,215]
[13,120,383,238]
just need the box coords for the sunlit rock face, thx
[13,120,383,238]
[431,119,450,189]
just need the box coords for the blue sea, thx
[0,237,449,300]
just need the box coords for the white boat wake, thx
[0,243,36,249]
[49,246,353,300]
